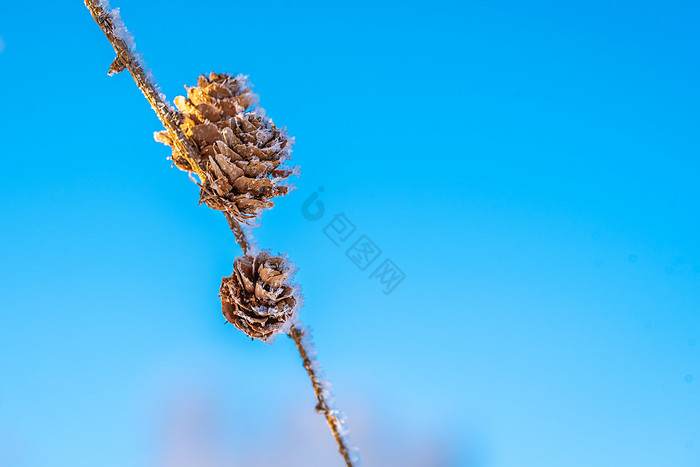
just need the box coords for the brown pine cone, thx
[155,72,295,223]
[220,252,297,341]
[198,110,295,222]
[155,72,255,170]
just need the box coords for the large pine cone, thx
[220,252,297,341]
[155,72,295,223]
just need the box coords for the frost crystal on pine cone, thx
[220,252,298,341]
[155,72,295,223]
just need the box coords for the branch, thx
[84,0,253,253]
[224,212,250,255]
[85,3,357,465]
[289,326,357,467]
[83,0,205,182]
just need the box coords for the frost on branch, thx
[291,326,361,465]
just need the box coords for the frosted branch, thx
[83,0,205,182]
[289,326,359,466]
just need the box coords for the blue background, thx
[0,1,699,466]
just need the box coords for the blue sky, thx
[0,0,699,466]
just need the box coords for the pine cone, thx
[220,252,297,341]
[155,72,255,169]
[155,72,295,223]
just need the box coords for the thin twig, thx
[83,0,205,182]
[84,0,251,254]
[289,326,356,467]
[224,212,250,255]
[85,2,357,464]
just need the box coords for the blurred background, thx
[1,0,699,466]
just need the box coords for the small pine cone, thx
[198,111,294,222]
[154,72,295,222]
[220,252,297,341]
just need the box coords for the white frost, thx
[294,326,360,465]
